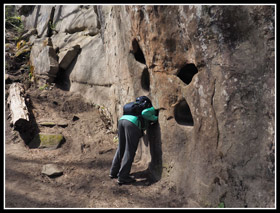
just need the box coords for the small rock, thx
[38,121,56,127]
[42,164,63,177]
[5,74,16,84]
[56,119,68,127]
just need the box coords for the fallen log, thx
[7,83,29,130]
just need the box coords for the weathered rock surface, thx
[53,5,100,36]
[21,28,37,41]
[30,37,59,86]
[58,44,81,70]
[17,5,275,208]
[37,119,68,127]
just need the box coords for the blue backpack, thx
[123,96,152,116]
[123,96,152,129]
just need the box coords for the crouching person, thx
[109,96,158,185]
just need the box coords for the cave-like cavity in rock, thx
[177,63,198,85]
[132,39,146,64]
[141,68,150,91]
[174,99,194,126]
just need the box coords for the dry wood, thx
[7,83,29,129]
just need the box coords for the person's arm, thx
[142,107,158,121]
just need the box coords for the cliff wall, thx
[17,5,275,207]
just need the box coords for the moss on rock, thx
[28,133,64,149]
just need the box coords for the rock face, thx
[17,5,275,207]
[30,38,59,86]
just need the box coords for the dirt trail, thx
[4,25,185,208]
[4,85,185,208]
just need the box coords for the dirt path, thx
[4,86,184,208]
[4,18,185,208]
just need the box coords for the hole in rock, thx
[177,63,198,85]
[141,68,150,91]
[132,39,146,64]
[174,99,194,126]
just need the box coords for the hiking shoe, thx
[117,176,136,185]
[109,174,118,179]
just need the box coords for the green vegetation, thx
[5,5,25,39]
[49,21,56,31]
[39,84,49,90]
[218,202,225,208]
[28,133,64,149]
